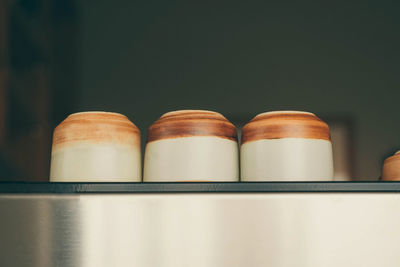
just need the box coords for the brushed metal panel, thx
[1,193,400,267]
[0,195,82,267]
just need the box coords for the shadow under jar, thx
[240,111,334,181]
[50,111,142,182]
[143,110,239,182]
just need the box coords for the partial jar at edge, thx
[381,151,400,181]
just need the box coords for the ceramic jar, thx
[241,111,334,181]
[50,111,141,182]
[381,151,400,181]
[143,110,239,182]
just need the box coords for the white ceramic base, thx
[50,143,141,182]
[241,138,333,181]
[144,136,239,181]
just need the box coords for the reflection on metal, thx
[1,193,400,266]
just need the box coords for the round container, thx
[143,110,239,182]
[50,111,141,182]
[381,151,400,181]
[241,111,334,181]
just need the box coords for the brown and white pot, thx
[381,151,400,181]
[143,110,239,182]
[50,111,141,182]
[241,111,334,181]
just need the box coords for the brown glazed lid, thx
[241,111,330,144]
[147,110,237,143]
[382,151,400,181]
[52,111,140,149]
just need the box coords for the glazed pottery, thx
[50,111,141,182]
[381,151,400,181]
[143,110,239,182]
[241,111,334,181]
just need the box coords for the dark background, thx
[1,0,400,180]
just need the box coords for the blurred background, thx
[1,0,399,181]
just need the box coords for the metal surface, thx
[1,193,400,267]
